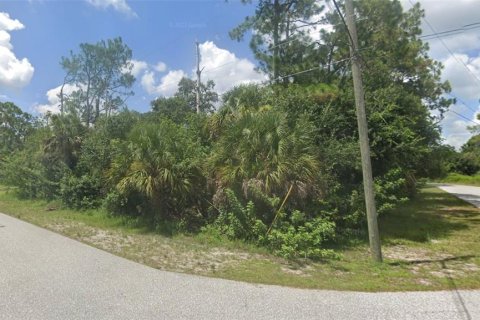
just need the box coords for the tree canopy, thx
[0,0,460,260]
[60,37,135,125]
[230,0,324,82]
[0,102,35,158]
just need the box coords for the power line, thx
[448,109,480,126]
[267,57,351,84]
[445,93,480,125]
[203,48,351,83]
[420,22,480,40]
[331,0,356,53]
[448,93,478,114]
[202,61,237,73]
[253,57,479,128]
[267,37,318,51]
[265,19,370,52]
[408,0,480,88]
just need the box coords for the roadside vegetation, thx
[1,184,479,291]
[436,173,480,187]
[430,134,480,186]
[1,0,479,289]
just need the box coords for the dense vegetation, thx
[1,0,468,259]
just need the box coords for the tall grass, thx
[437,173,480,186]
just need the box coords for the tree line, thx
[1,0,473,259]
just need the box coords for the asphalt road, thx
[437,184,480,208]
[0,212,479,320]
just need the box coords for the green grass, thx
[0,185,479,291]
[435,172,480,186]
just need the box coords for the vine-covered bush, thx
[266,215,337,260]
[209,188,337,260]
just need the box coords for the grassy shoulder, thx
[0,185,479,291]
[434,173,480,186]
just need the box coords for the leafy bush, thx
[374,168,410,215]
[1,136,65,200]
[209,188,336,260]
[265,215,337,260]
[60,174,102,209]
[438,172,480,186]
[2,158,60,199]
[211,188,267,240]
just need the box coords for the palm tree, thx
[209,108,321,203]
[43,113,85,169]
[109,119,206,220]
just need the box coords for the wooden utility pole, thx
[344,0,382,262]
[195,41,202,114]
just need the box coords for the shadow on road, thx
[380,189,477,244]
[441,260,473,320]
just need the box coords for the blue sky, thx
[1,0,480,149]
[0,0,261,113]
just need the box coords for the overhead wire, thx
[408,0,480,89]
[268,56,352,84]
[447,93,478,114]
[448,109,480,126]
[329,0,480,127]
[420,22,480,40]
[203,0,477,125]
[331,0,355,53]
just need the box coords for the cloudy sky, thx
[1,0,479,149]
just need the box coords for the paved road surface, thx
[0,212,479,320]
[437,184,480,208]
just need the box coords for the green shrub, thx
[374,168,410,215]
[264,211,337,260]
[108,118,208,222]
[212,189,266,240]
[209,188,337,260]
[439,173,480,186]
[1,148,64,200]
[60,174,102,209]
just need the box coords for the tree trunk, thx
[273,0,280,83]
[95,98,100,123]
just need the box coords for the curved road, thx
[437,184,480,208]
[0,209,479,319]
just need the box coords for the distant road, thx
[437,184,480,208]
[0,212,479,320]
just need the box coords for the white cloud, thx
[128,59,148,78]
[0,12,24,31]
[427,33,480,60]
[398,1,480,147]
[137,42,264,97]
[400,0,480,28]
[199,41,265,93]
[154,62,167,72]
[441,103,480,149]
[34,83,79,114]
[86,0,137,18]
[141,69,186,97]
[442,54,480,100]
[0,30,12,49]
[0,12,34,90]
[398,1,480,89]
[396,1,480,59]
[124,60,166,81]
